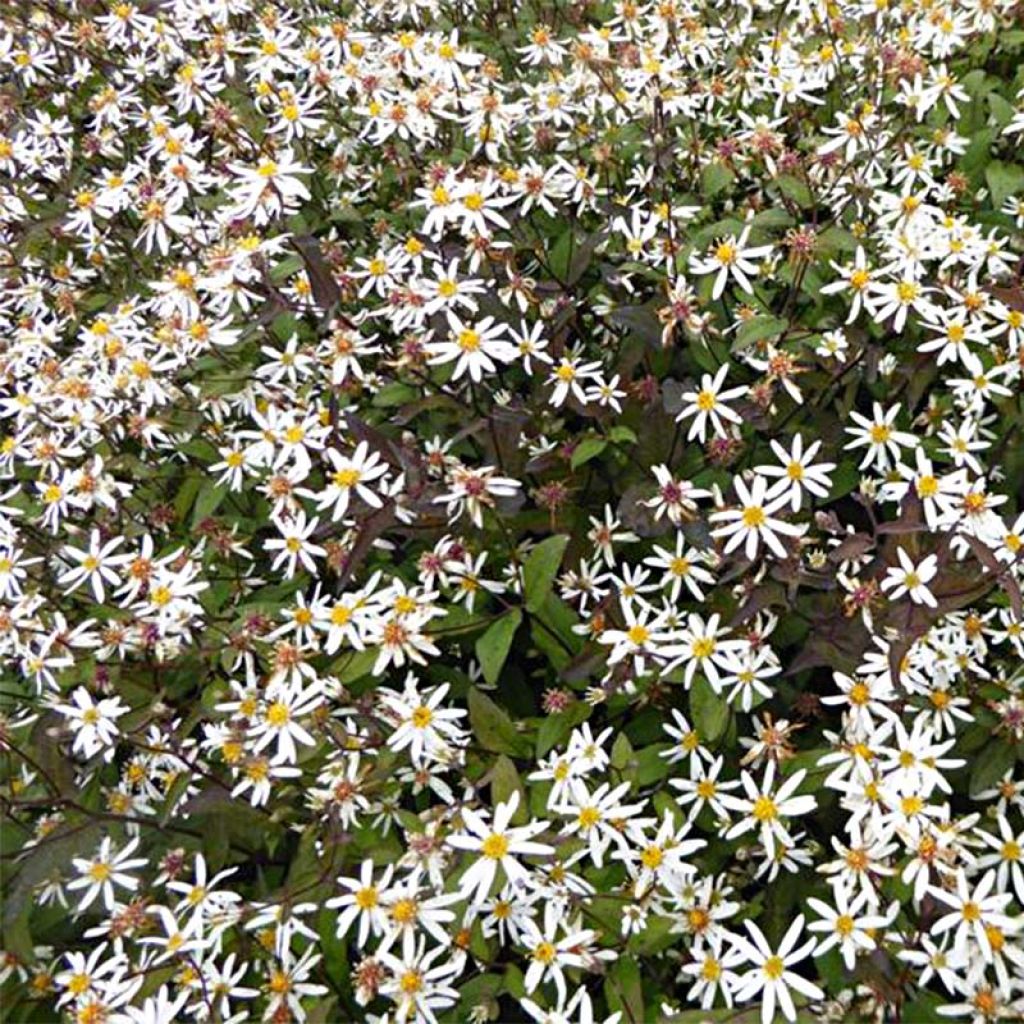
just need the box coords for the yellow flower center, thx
[533,941,557,964]
[742,506,766,528]
[627,624,650,645]
[266,701,291,728]
[752,795,778,821]
[481,833,509,859]
[411,705,433,729]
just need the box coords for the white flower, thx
[318,441,389,520]
[733,915,824,1024]
[756,434,836,512]
[249,680,322,765]
[720,763,818,857]
[929,869,1016,961]
[327,860,395,948]
[67,837,147,912]
[56,687,129,761]
[57,530,130,602]
[446,792,553,902]
[520,914,594,1004]
[881,548,939,607]
[806,884,893,969]
[166,854,241,938]
[689,224,773,298]
[676,365,747,442]
[379,942,460,1024]
[643,534,716,602]
[427,312,517,382]
[265,511,326,578]
[379,677,468,765]
[710,475,806,560]
[844,402,919,471]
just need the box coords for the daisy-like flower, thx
[434,464,521,528]
[67,837,147,912]
[228,149,311,223]
[520,914,595,1004]
[689,224,773,298]
[547,352,603,408]
[56,687,129,761]
[645,465,711,524]
[820,671,899,735]
[644,534,716,602]
[261,947,328,1022]
[881,548,939,607]
[929,869,1016,961]
[586,505,637,568]
[166,854,241,938]
[598,602,671,675]
[379,677,468,765]
[756,435,836,512]
[555,779,646,867]
[709,475,806,560]
[426,312,517,382]
[866,273,931,334]
[446,792,553,902]
[368,610,442,677]
[327,860,395,948]
[721,762,818,857]
[249,680,322,765]
[318,441,389,521]
[265,511,326,578]
[378,941,460,1024]
[733,915,824,1024]
[57,530,130,603]
[378,871,461,959]
[821,247,873,323]
[896,936,967,996]
[844,402,919,471]
[661,612,745,691]
[975,816,1024,904]
[806,884,893,969]
[680,940,745,1011]
[676,365,748,442]
[670,755,740,822]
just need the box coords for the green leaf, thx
[732,314,787,353]
[701,161,734,198]
[776,174,813,207]
[475,609,522,686]
[548,227,574,281]
[191,480,228,526]
[818,225,859,253]
[604,956,644,1023]
[611,731,633,771]
[523,535,570,613]
[536,702,591,757]
[609,425,638,444]
[985,160,1024,207]
[571,437,607,469]
[458,973,503,1014]
[689,676,730,744]
[333,646,379,683]
[490,755,527,822]
[468,687,531,758]
[174,475,202,522]
[635,744,672,786]
[970,739,1017,796]
[988,91,1017,129]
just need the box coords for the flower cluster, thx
[2,0,1024,1022]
